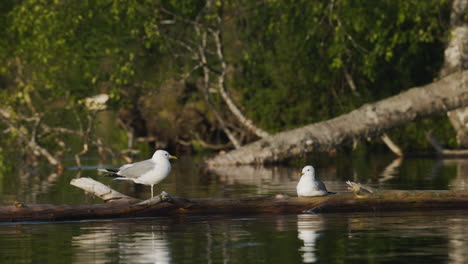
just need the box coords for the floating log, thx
[1,178,468,222]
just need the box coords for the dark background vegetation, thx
[0,0,457,168]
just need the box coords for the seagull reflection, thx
[119,230,171,264]
[297,214,324,263]
[442,159,468,263]
[444,159,468,191]
[72,228,114,264]
[72,224,171,264]
[448,216,468,264]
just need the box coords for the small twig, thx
[344,68,359,95]
[191,133,234,150]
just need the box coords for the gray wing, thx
[316,179,328,192]
[118,160,155,178]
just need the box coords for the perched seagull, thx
[100,150,177,198]
[296,165,331,197]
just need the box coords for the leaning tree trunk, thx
[2,178,468,222]
[211,19,271,139]
[205,70,468,166]
[444,0,468,147]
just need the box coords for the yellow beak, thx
[170,156,178,160]
[299,172,304,176]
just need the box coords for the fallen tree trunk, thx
[205,70,468,166]
[1,178,468,222]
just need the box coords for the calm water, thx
[1,154,468,263]
[1,211,468,263]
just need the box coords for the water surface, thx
[1,210,468,263]
[1,155,468,263]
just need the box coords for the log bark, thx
[205,70,468,166]
[2,178,468,222]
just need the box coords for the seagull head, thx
[152,150,178,160]
[300,165,315,177]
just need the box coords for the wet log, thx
[2,178,468,222]
[205,70,468,166]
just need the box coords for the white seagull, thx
[100,150,177,198]
[296,165,330,197]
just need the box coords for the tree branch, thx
[425,131,468,157]
[210,22,271,139]
[206,70,468,166]
[381,133,404,157]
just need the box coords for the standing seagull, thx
[100,150,177,198]
[296,165,330,197]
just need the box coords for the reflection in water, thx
[72,223,171,264]
[3,212,468,263]
[297,214,324,263]
[72,229,113,264]
[444,159,468,191]
[209,165,345,196]
[379,158,402,183]
[119,230,171,264]
[444,159,468,264]
[448,216,468,264]
[2,154,466,204]
[6,165,62,204]
[2,154,468,264]
[209,165,298,195]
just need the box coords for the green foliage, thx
[0,0,169,164]
[230,0,450,132]
[0,0,458,159]
[1,0,168,104]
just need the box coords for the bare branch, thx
[210,17,271,139]
[206,70,468,166]
[75,111,98,168]
[426,131,468,157]
[196,20,241,149]
[381,133,404,157]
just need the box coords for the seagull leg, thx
[151,184,154,198]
